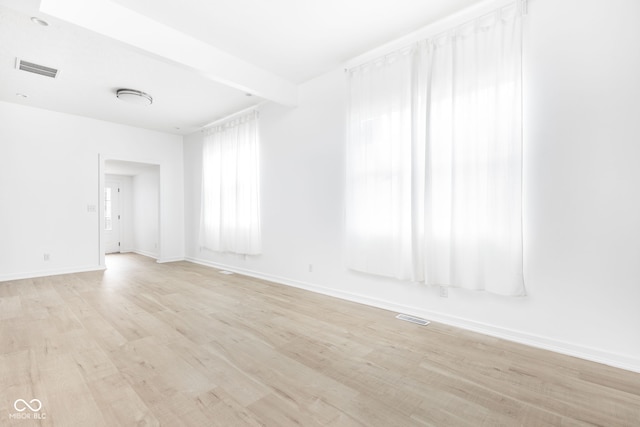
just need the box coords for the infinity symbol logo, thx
[13,399,42,412]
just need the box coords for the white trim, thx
[185,256,640,374]
[132,249,158,259]
[100,155,163,268]
[156,256,185,264]
[0,265,106,282]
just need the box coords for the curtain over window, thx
[346,3,524,295]
[200,110,261,255]
[346,46,421,280]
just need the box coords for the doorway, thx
[102,159,160,265]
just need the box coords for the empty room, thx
[1,0,639,425]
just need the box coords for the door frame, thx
[98,154,162,268]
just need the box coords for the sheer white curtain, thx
[346,3,524,295]
[200,110,261,255]
[346,47,423,280]
[424,6,523,294]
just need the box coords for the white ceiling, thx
[0,0,483,135]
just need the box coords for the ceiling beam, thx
[39,0,298,106]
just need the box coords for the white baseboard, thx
[0,265,106,282]
[121,250,184,264]
[156,256,185,264]
[132,249,158,259]
[185,256,640,373]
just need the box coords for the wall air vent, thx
[16,59,58,78]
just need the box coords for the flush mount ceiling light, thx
[116,89,153,106]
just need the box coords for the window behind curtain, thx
[346,47,420,280]
[200,110,261,255]
[423,7,524,294]
[346,3,524,295]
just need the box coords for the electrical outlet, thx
[439,286,448,298]
[308,264,313,273]
[43,253,50,261]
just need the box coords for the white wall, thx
[0,101,184,279]
[132,168,160,258]
[185,0,640,371]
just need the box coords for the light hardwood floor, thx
[1,254,639,426]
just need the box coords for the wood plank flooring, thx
[1,253,639,426]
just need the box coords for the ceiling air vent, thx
[16,59,58,78]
